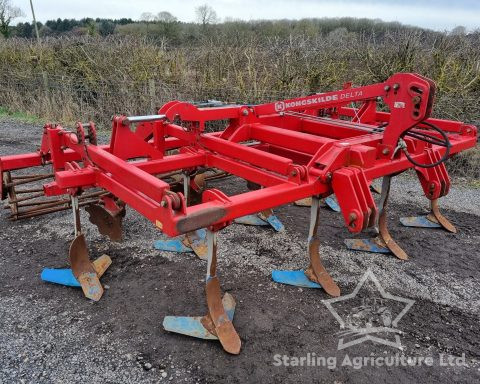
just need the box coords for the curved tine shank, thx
[205,230,241,354]
[306,197,341,297]
[69,233,104,301]
[378,176,409,260]
[430,199,457,233]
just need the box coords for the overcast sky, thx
[13,0,480,31]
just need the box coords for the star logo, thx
[323,269,415,350]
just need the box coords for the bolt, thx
[160,200,167,207]
[291,170,298,177]
[349,212,357,228]
[382,148,390,155]
[384,85,390,91]
[326,172,333,182]
[412,96,421,104]
[242,109,249,116]
[393,83,400,90]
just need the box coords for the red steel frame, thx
[0,73,477,237]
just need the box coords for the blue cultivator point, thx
[41,268,82,287]
[344,176,408,261]
[325,196,341,212]
[400,215,442,229]
[235,209,285,232]
[262,213,285,232]
[272,197,341,297]
[154,239,194,253]
[271,270,322,288]
[400,199,456,233]
[234,214,270,226]
[163,293,236,340]
[294,196,341,213]
[154,228,208,260]
[344,238,391,254]
[41,254,112,290]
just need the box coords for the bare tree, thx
[0,0,25,37]
[450,25,467,36]
[195,4,217,27]
[140,12,155,22]
[157,11,177,23]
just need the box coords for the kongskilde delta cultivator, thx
[0,73,476,354]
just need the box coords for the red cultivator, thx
[0,73,477,354]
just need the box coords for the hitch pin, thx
[122,114,166,125]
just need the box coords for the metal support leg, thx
[272,196,340,296]
[400,198,456,233]
[163,229,241,354]
[294,195,341,213]
[344,176,408,260]
[154,172,209,259]
[41,195,110,301]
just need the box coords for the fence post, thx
[148,79,156,113]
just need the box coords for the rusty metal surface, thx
[400,215,442,228]
[85,203,124,242]
[163,293,236,340]
[344,237,391,254]
[69,234,104,301]
[206,277,241,354]
[184,229,208,260]
[294,197,312,207]
[378,176,409,260]
[92,254,112,277]
[431,198,457,233]
[176,207,227,233]
[307,239,341,297]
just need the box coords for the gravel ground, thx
[0,118,479,383]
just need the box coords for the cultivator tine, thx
[154,229,208,259]
[343,237,391,254]
[154,171,209,256]
[324,196,341,212]
[430,199,456,233]
[295,195,341,213]
[236,181,284,230]
[258,209,285,231]
[345,176,408,260]
[69,233,104,301]
[41,254,112,287]
[400,198,456,233]
[85,203,125,242]
[154,238,194,253]
[294,197,312,207]
[189,172,207,206]
[163,230,241,354]
[184,229,208,260]
[272,196,340,297]
[234,214,270,226]
[235,208,285,231]
[370,183,382,195]
[163,293,236,340]
[41,196,109,301]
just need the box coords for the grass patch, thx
[0,106,43,124]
